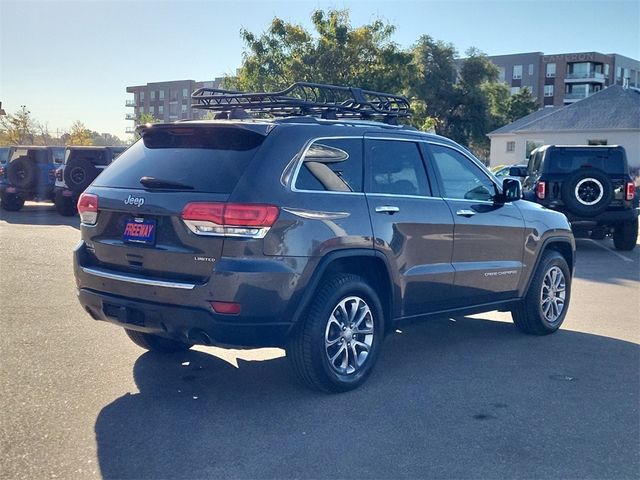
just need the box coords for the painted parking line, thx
[585,239,635,263]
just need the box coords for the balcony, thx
[125,99,137,107]
[125,113,136,121]
[564,72,606,83]
[125,127,136,134]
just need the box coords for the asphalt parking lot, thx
[1,203,638,480]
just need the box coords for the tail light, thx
[625,182,635,201]
[55,167,63,182]
[49,169,56,181]
[77,193,98,225]
[181,202,279,238]
[536,181,546,200]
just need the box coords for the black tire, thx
[54,192,77,216]
[124,329,193,353]
[286,274,385,393]
[561,168,613,217]
[511,250,571,335]
[7,157,38,189]
[0,192,25,211]
[612,217,638,251]
[64,157,99,193]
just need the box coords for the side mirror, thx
[509,166,528,177]
[498,178,522,203]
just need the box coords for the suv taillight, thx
[55,167,63,182]
[625,182,635,201]
[77,193,98,225]
[536,181,546,200]
[181,202,279,238]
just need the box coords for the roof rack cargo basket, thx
[191,82,411,123]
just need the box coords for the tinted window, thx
[10,148,47,164]
[547,149,626,174]
[295,138,363,192]
[94,127,265,193]
[51,148,65,163]
[367,139,431,196]
[430,145,496,201]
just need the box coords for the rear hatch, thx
[82,125,267,283]
[544,147,629,207]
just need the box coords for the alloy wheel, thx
[324,296,374,375]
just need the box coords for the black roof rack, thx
[191,82,411,124]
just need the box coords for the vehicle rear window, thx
[94,127,265,193]
[547,149,626,174]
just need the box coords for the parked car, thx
[0,146,64,211]
[54,146,127,216]
[493,164,528,181]
[73,83,575,392]
[523,145,638,250]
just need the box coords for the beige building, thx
[488,86,640,168]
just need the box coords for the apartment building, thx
[483,51,639,107]
[125,78,224,133]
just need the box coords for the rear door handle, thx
[456,209,476,217]
[375,206,400,214]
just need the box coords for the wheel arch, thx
[523,237,575,295]
[289,249,396,334]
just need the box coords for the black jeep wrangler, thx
[73,83,575,392]
[523,145,638,251]
[54,146,127,216]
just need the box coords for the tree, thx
[507,86,538,123]
[0,106,36,145]
[227,9,413,96]
[90,131,126,146]
[68,121,93,145]
[132,113,160,140]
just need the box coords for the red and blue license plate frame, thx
[123,217,157,245]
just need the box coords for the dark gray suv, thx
[73,83,575,392]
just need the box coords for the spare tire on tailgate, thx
[561,168,613,217]
[7,157,38,189]
[64,157,99,193]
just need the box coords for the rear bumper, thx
[564,208,638,225]
[73,241,309,348]
[0,184,55,200]
[77,288,291,347]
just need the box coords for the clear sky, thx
[1,0,639,138]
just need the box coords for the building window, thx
[498,66,505,83]
[181,104,187,113]
[506,141,515,153]
[605,64,610,77]
[170,89,178,102]
[158,105,164,114]
[159,90,165,100]
[544,85,554,97]
[149,106,155,114]
[588,139,607,145]
[139,91,145,101]
[528,64,534,75]
[150,91,156,100]
[510,86,521,95]
[182,88,189,98]
[513,65,522,79]
[545,63,556,77]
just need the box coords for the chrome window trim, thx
[81,266,196,290]
[290,136,365,195]
[366,192,439,201]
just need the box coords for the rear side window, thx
[366,139,431,196]
[94,127,265,193]
[10,148,47,164]
[295,138,363,192]
[68,150,109,166]
[547,149,626,174]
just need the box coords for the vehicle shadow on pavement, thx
[0,203,79,229]
[95,316,639,479]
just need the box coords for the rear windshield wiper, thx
[140,176,195,190]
